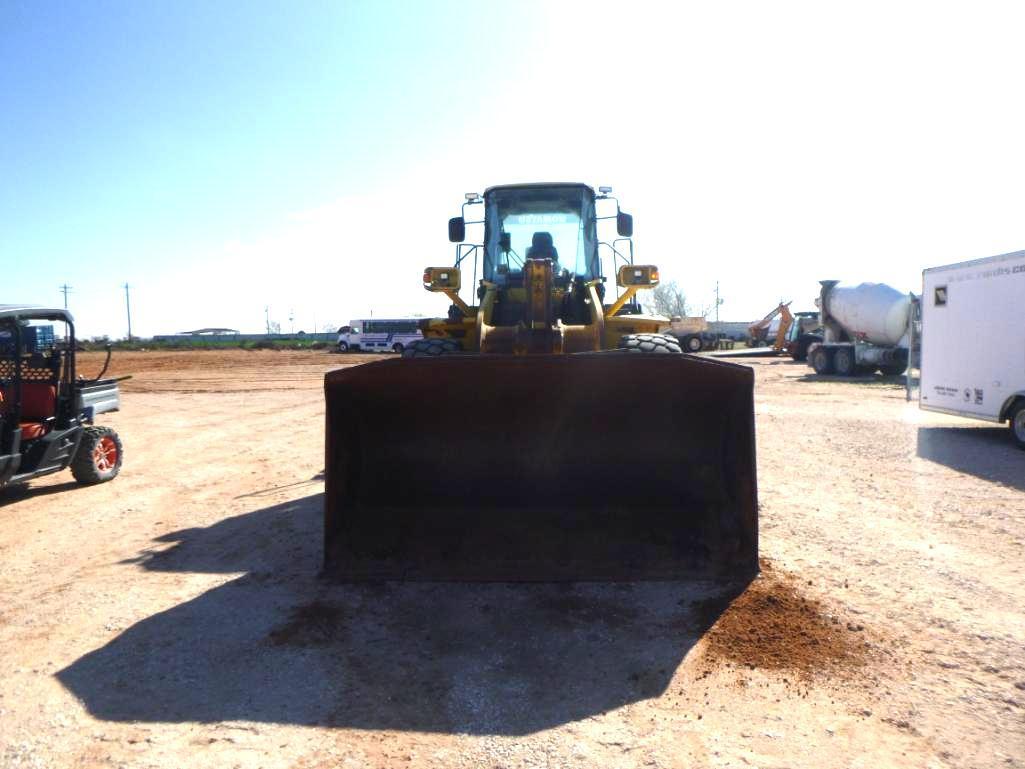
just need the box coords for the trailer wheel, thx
[810,346,833,375]
[402,338,461,358]
[1010,401,1025,450]
[71,426,123,485]
[684,335,703,353]
[618,333,683,354]
[833,347,856,376]
[338,341,349,353]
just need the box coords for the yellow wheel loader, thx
[324,183,757,580]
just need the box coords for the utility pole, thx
[123,283,133,342]
[58,283,73,309]
[288,309,295,335]
[265,306,271,335]
[714,281,724,324]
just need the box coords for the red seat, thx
[19,422,47,440]
[0,383,57,441]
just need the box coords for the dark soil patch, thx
[696,559,869,678]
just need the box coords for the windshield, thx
[483,186,598,283]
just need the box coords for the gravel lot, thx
[1,349,1022,769]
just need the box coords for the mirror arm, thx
[444,291,471,316]
[606,286,641,318]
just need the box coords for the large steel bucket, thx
[324,353,757,581]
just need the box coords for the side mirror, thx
[617,211,634,237]
[499,232,511,253]
[616,264,659,288]
[448,217,466,243]
[423,267,461,292]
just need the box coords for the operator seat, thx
[0,382,58,441]
[526,232,558,263]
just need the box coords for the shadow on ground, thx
[58,492,744,735]
[917,426,1023,491]
[795,373,910,386]
[0,479,80,503]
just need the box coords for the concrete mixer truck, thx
[807,281,917,377]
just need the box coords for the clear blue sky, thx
[3,1,1023,337]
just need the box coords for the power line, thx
[58,283,73,309]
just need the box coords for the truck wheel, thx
[879,362,907,376]
[810,346,833,375]
[402,338,461,358]
[71,426,123,485]
[338,341,349,353]
[684,335,703,353]
[833,347,856,376]
[792,335,819,362]
[1010,401,1025,450]
[392,343,404,354]
[618,333,683,354]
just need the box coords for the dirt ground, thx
[1,349,1022,769]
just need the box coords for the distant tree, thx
[645,281,691,318]
[268,321,281,334]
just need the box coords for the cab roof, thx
[0,305,74,323]
[483,182,596,197]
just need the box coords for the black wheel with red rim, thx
[71,426,123,485]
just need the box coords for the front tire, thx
[683,335,703,353]
[618,333,683,354]
[1009,401,1025,450]
[392,343,404,354]
[338,341,349,353]
[71,426,123,485]
[402,338,461,358]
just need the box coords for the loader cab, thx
[447,183,634,290]
[481,184,602,287]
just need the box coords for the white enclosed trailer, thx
[920,250,1025,449]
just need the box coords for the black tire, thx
[683,335,703,353]
[810,346,833,375]
[392,343,404,354]
[879,362,907,376]
[71,426,123,485]
[402,338,461,358]
[1009,400,1025,450]
[618,333,683,354]
[833,347,856,376]
[791,334,820,362]
[337,341,349,353]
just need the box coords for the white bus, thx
[336,318,423,353]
